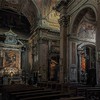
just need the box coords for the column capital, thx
[58,15,70,27]
[54,0,70,12]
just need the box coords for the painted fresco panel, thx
[0,49,21,76]
[77,21,96,42]
[3,50,20,69]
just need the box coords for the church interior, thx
[0,0,100,100]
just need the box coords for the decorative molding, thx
[4,29,17,45]
[0,43,22,49]
[69,36,96,44]
[67,0,88,15]
[39,32,60,41]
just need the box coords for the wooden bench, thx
[59,96,85,100]
[19,93,70,100]
[85,88,100,100]
[15,91,61,100]
[77,87,100,96]
[10,89,51,96]
[9,90,52,100]
[1,85,44,100]
[7,87,44,93]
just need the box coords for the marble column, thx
[55,1,70,83]
[96,0,100,85]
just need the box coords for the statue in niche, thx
[50,59,58,81]
[70,64,77,81]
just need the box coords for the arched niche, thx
[70,7,97,85]
[72,7,96,43]
[0,0,40,38]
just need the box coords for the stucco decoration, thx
[34,0,60,30]
[4,29,17,45]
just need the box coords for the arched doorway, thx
[72,7,97,86]
[48,55,59,81]
[77,44,96,86]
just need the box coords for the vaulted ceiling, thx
[0,0,59,39]
[0,0,39,39]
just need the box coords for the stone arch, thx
[0,0,41,38]
[71,6,97,36]
[78,42,95,50]
[70,6,97,84]
[31,0,41,21]
[77,42,96,85]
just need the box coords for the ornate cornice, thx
[0,42,22,49]
[29,26,60,40]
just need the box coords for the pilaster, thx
[55,0,70,83]
[96,0,100,85]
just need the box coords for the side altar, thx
[0,29,23,79]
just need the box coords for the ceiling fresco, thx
[34,0,60,30]
[76,9,96,43]
[72,8,96,38]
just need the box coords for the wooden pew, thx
[76,86,100,96]
[1,85,44,100]
[76,86,100,100]
[59,96,85,100]
[10,89,51,96]
[2,85,44,93]
[37,82,48,88]
[19,93,70,100]
[85,88,100,100]
[15,91,61,100]
[9,89,52,100]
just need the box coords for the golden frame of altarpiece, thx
[0,48,21,76]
